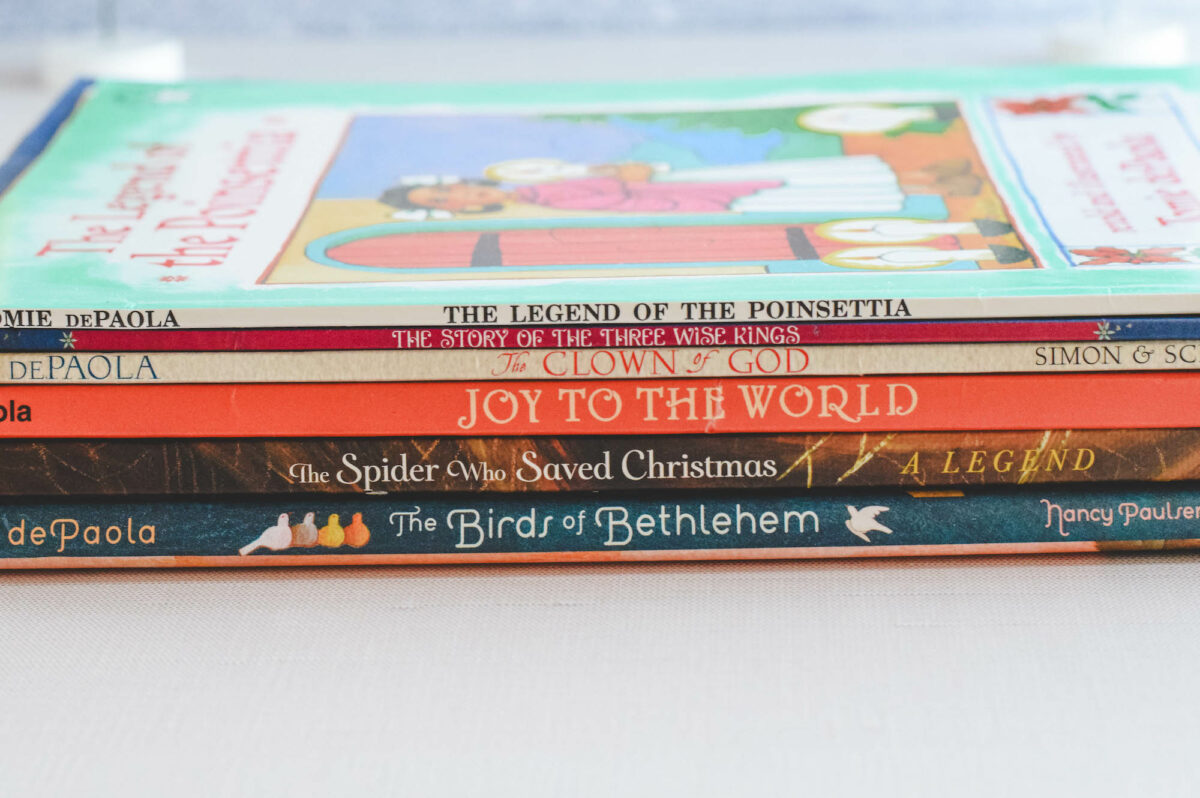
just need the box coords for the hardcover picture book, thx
[5,67,1200,569]
[2,67,1200,329]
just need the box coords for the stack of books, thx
[2,68,1200,568]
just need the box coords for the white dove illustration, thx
[239,513,293,556]
[845,505,893,543]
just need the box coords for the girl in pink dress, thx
[380,156,904,219]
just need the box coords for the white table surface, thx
[4,38,1200,796]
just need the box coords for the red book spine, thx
[0,373,1196,438]
[68,320,1100,351]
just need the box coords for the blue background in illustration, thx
[316,114,824,199]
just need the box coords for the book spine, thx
[2,340,1194,383]
[3,485,1199,568]
[1,317,1193,351]
[4,374,1200,438]
[3,295,1200,330]
[0,429,1193,497]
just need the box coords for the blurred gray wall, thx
[0,0,1187,38]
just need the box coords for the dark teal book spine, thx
[2,486,1200,567]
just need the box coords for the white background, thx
[4,556,1200,796]
[5,37,1200,796]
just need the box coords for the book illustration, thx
[987,89,1200,268]
[5,75,1200,323]
[384,156,907,218]
[290,511,320,546]
[994,92,1141,116]
[239,511,370,554]
[211,87,1200,283]
[255,100,1041,283]
[276,101,1033,284]
[344,513,371,547]
[238,512,293,555]
[844,505,893,543]
[318,513,344,547]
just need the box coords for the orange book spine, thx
[2,373,1198,438]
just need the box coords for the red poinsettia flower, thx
[998,96,1084,115]
[1071,246,1185,265]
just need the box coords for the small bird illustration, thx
[845,505,893,543]
[318,513,345,547]
[239,513,293,556]
[290,511,320,548]
[343,512,371,548]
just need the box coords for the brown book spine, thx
[1,428,1195,497]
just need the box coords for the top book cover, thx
[2,67,1200,329]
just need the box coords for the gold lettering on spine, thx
[776,434,829,489]
[837,433,898,483]
[1046,448,1069,471]
[3,516,158,553]
[53,519,79,552]
[1017,430,1056,485]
